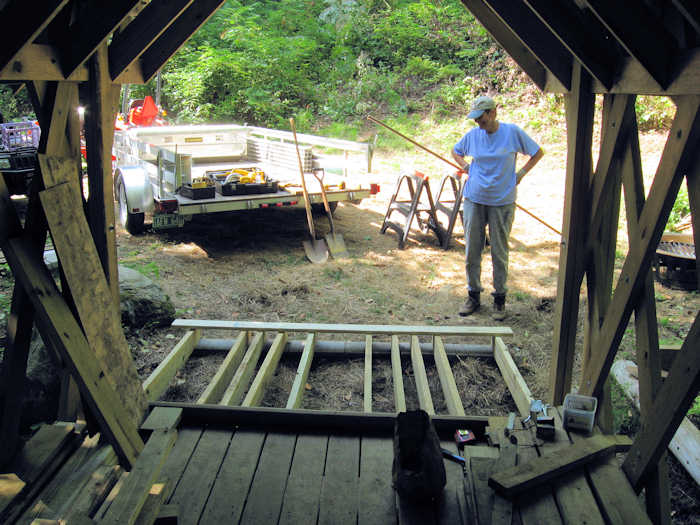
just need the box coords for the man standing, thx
[452,95,544,320]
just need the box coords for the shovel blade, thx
[303,238,329,264]
[325,233,349,259]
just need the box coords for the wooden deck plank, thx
[434,336,465,416]
[438,439,466,525]
[410,336,435,415]
[358,437,395,525]
[391,335,407,413]
[159,428,202,501]
[490,435,616,498]
[199,430,266,524]
[240,432,297,524]
[319,435,360,525]
[143,329,201,402]
[169,428,232,524]
[279,434,327,525]
[140,407,182,431]
[242,332,288,407]
[220,331,265,406]
[101,429,177,525]
[286,333,316,409]
[587,457,652,525]
[490,429,517,525]
[471,457,495,525]
[364,335,373,412]
[197,331,248,404]
[172,319,513,337]
[514,422,562,525]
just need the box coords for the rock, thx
[118,266,175,329]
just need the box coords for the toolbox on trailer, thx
[207,168,279,195]
[180,183,215,200]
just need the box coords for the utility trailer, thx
[113,124,378,234]
[0,120,40,196]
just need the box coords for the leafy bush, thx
[666,181,690,232]
[635,95,674,132]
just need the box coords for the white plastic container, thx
[563,393,598,433]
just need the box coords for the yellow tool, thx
[191,177,213,189]
[230,168,266,184]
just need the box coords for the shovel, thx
[290,118,329,264]
[311,167,349,258]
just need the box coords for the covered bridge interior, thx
[0,0,698,523]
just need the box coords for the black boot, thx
[459,291,480,317]
[492,293,506,321]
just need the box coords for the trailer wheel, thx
[311,201,338,215]
[118,182,145,235]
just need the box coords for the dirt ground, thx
[1,127,698,521]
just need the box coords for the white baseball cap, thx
[467,95,496,120]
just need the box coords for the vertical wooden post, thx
[549,62,594,404]
[85,43,121,306]
[622,108,671,523]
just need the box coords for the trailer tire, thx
[118,182,145,235]
[311,201,338,215]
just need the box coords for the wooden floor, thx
[0,404,653,525]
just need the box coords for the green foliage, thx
[635,95,675,132]
[123,261,160,280]
[666,181,690,232]
[690,396,700,417]
[0,85,35,122]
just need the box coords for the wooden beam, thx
[39,171,149,426]
[85,43,121,305]
[494,337,533,418]
[364,335,373,413]
[143,329,202,402]
[108,0,194,80]
[410,336,435,415]
[55,1,140,79]
[433,336,465,416]
[621,116,671,523]
[522,0,616,88]
[622,314,700,490]
[481,0,573,90]
[0,0,68,73]
[580,96,700,397]
[286,332,316,409]
[0,44,88,81]
[584,0,677,89]
[151,401,491,436]
[242,332,289,407]
[197,331,248,404]
[140,407,183,431]
[687,142,700,291]
[390,336,406,413]
[172,318,513,337]
[100,429,177,525]
[219,331,265,406]
[586,94,635,245]
[139,0,227,82]
[549,63,594,404]
[672,0,700,34]
[0,234,143,467]
[488,434,617,498]
[459,0,547,90]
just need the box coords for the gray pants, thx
[463,198,515,296]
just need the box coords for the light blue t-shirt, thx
[453,122,540,206]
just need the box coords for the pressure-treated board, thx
[489,434,616,498]
[493,337,533,418]
[197,331,248,404]
[318,435,360,525]
[286,333,316,409]
[358,437,395,525]
[364,335,373,412]
[433,336,465,416]
[39,170,147,425]
[242,332,288,407]
[101,429,177,525]
[199,430,266,524]
[279,434,327,525]
[172,319,513,338]
[390,335,407,413]
[410,335,435,415]
[143,329,201,402]
[220,331,265,406]
[158,427,203,501]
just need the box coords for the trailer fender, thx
[114,166,154,214]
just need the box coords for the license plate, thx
[153,213,185,229]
